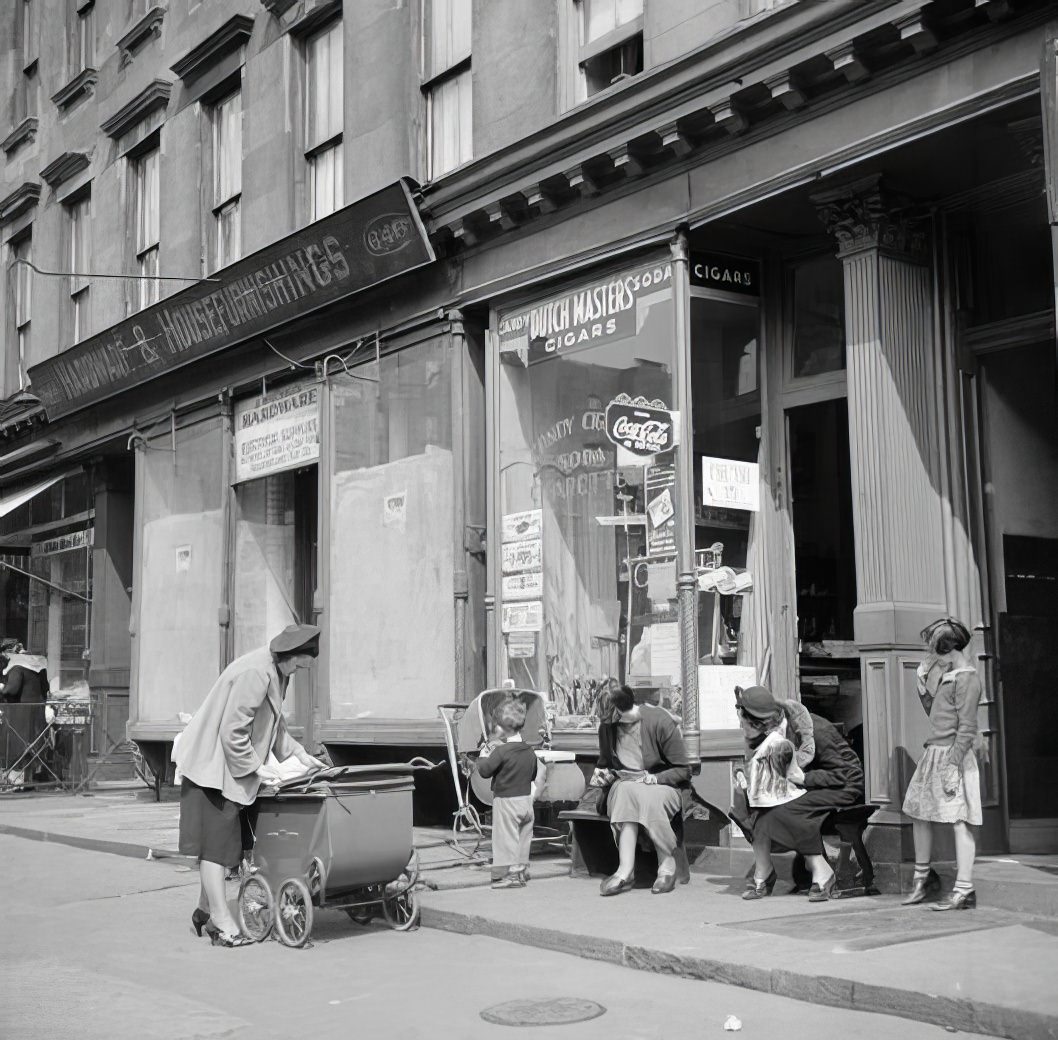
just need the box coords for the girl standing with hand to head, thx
[902,617,983,911]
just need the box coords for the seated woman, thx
[593,684,691,896]
[735,685,863,902]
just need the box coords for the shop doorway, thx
[978,341,1058,853]
[786,399,860,757]
[232,466,318,735]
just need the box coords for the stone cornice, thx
[259,0,300,18]
[811,174,928,260]
[1,117,38,157]
[51,67,98,111]
[100,79,172,139]
[170,14,254,81]
[41,151,92,188]
[0,182,41,224]
[117,4,166,66]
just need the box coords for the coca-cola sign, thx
[604,395,675,458]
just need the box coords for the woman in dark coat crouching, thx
[736,685,863,902]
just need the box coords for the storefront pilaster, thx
[813,175,947,856]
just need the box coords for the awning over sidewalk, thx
[0,470,69,518]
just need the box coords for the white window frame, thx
[22,0,39,70]
[572,0,643,100]
[422,0,472,181]
[211,88,242,271]
[67,194,91,344]
[132,145,160,312]
[305,18,344,221]
[10,236,32,393]
[71,0,95,74]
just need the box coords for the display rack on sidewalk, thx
[0,699,90,793]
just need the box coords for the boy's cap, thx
[738,685,780,720]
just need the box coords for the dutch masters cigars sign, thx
[28,180,434,421]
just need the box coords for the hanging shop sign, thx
[701,455,760,512]
[28,180,434,421]
[497,261,673,366]
[690,251,760,297]
[234,381,320,483]
[31,528,94,556]
[604,395,677,458]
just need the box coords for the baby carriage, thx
[438,688,580,849]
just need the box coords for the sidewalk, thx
[3,790,1057,1039]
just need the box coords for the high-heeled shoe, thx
[204,923,255,947]
[808,872,837,903]
[932,887,976,912]
[741,869,777,900]
[901,868,942,906]
[191,908,211,937]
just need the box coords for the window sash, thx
[75,5,94,72]
[137,246,159,310]
[309,142,343,221]
[23,0,38,68]
[135,148,160,254]
[72,286,90,343]
[13,240,32,330]
[214,198,241,270]
[425,0,471,80]
[69,196,90,295]
[306,20,343,151]
[427,68,472,179]
[580,0,642,46]
[213,91,242,208]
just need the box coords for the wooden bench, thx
[730,802,881,897]
[558,808,691,888]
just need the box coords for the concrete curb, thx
[0,822,189,863]
[420,905,1058,1040]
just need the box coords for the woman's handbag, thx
[574,783,610,816]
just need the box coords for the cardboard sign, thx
[701,456,760,512]
[502,572,544,601]
[502,600,543,632]
[502,509,542,543]
[605,395,676,458]
[234,381,320,483]
[501,538,542,574]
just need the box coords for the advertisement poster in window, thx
[701,455,760,512]
[501,537,542,574]
[234,381,320,483]
[502,600,544,632]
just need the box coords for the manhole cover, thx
[480,997,607,1027]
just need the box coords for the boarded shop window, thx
[423,0,472,179]
[306,17,343,220]
[132,145,160,311]
[497,260,677,727]
[212,89,242,270]
[134,417,226,722]
[328,340,453,721]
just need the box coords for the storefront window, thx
[135,417,226,722]
[328,339,453,720]
[497,259,678,729]
[790,253,844,379]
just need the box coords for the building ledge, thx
[41,151,92,189]
[117,4,166,66]
[259,0,299,18]
[170,14,254,81]
[51,68,98,111]
[100,79,172,139]
[0,182,41,224]
[1,117,38,157]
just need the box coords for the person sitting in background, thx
[0,640,51,778]
[593,684,691,896]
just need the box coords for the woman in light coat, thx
[173,623,324,946]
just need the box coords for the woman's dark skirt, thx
[179,779,242,868]
[748,787,860,856]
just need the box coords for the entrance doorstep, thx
[1010,819,1058,855]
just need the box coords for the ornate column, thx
[813,176,946,859]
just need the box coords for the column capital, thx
[811,174,927,261]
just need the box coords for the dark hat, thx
[737,685,780,720]
[269,623,321,657]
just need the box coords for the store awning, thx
[0,470,68,518]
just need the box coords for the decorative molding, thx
[0,182,41,224]
[41,151,91,189]
[655,121,693,157]
[260,0,299,17]
[811,174,927,260]
[117,5,166,66]
[1,117,38,157]
[764,70,806,110]
[284,0,341,36]
[824,41,869,84]
[51,68,98,111]
[894,12,937,56]
[100,79,172,140]
[708,99,748,135]
[170,14,254,81]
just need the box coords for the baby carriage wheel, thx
[344,906,376,926]
[382,887,419,931]
[237,874,274,942]
[275,878,314,948]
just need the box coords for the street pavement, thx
[0,832,1005,1040]
[3,790,1058,1039]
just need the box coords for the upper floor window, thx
[67,194,91,343]
[8,236,32,394]
[422,0,472,180]
[211,89,242,270]
[577,0,643,98]
[22,0,39,70]
[305,18,343,221]
[132,145,160,311]
[70,0,96,75]
[16,1,39,124]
